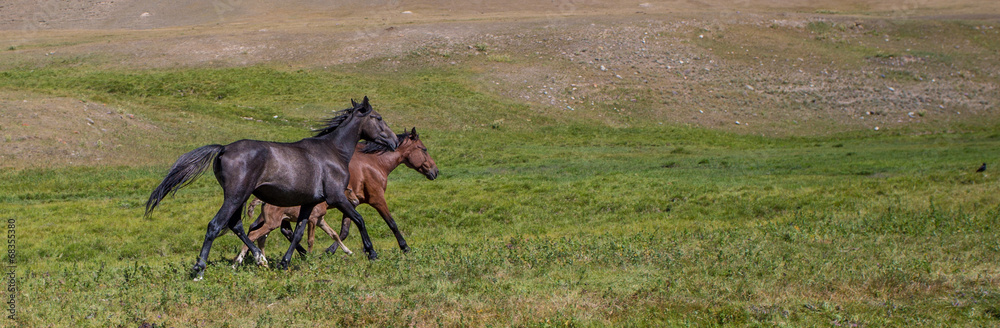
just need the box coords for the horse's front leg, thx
[333,199,377,260]
[278,203,317,270]
[278,221,308,255]
[368,194,409,253]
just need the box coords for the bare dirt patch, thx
[0,91,159,168]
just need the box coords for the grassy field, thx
[2,8,1000,327]
[2,63,999,327]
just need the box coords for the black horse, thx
[145,96,397,280]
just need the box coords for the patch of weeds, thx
[713,305,750,325]
[435,50,452,58]
[474,43,488,52]
[870,52,897,59]
[909,50,953,63]
[671,147,691,154]
[807,21,833,34]
[487,54,511,63]
[881,69,924,82]
[853,169,874,175]
[985,307,1000,320]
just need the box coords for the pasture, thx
[2,1,1000,326]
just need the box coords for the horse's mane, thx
[360,131,410,154]
[312,108,352,137]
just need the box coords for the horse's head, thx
[399,127,439,180]
[352,96,398,151]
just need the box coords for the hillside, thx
[2,1,999,168]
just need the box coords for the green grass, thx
[6,125,1000,326]
[0,65,536,129]
[2,54,1000,326]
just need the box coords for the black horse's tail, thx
[145,144,225,217]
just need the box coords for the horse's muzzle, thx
[380,136,399,151]
[424,168,439,180]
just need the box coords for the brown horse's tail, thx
[246,197,266,231]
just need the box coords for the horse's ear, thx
[351,98,358,107]
[357,96,372,115]
[410,127,418,139]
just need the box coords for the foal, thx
[241,128,439,258]
[233,196,354,265]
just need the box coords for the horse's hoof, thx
[191,264,205,280]
[191,269,205,281]
[255,254,269,268]
[400,245,411,253]
[277,260,289,270]
[366,251,378,261]
[325,244,339,255]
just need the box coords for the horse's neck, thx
[373,150,405,176]
[320,120,361,163]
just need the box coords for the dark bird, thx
[977,163,986,172]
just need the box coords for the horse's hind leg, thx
[325,215,352,254]
[227,212,268,268]
[278,203,318,270]
[317,218,353,255]
[307,220,316,253]
[195,199,249,280]
[234,212,280,266]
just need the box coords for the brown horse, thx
[232,196,354,266]
[240,128,438,259]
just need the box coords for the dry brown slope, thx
[3,0,998,31]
